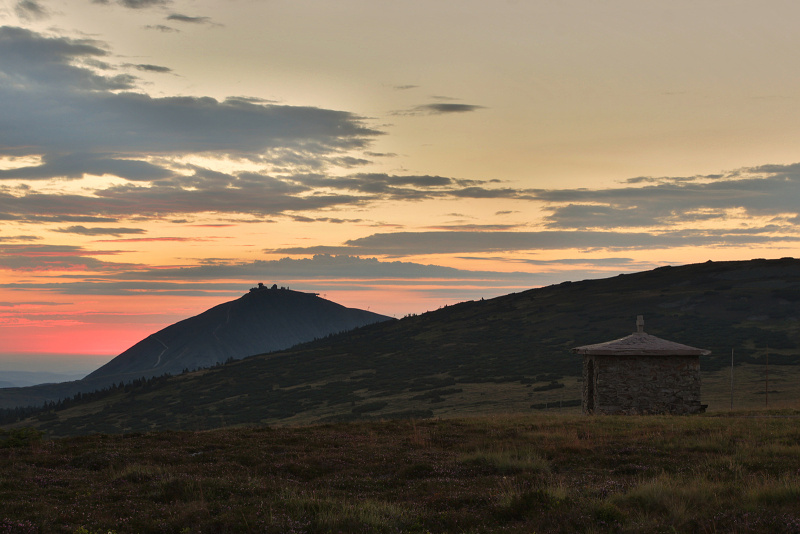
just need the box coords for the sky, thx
[3,0,800,373]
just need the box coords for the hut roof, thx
[572,332,710,356]
[571,316,711,356]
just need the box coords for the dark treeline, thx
[0,358,242,426]
[0,373,173,425]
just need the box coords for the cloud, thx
[2,92,378,158]
[166,13,212,24]
[0,301,66,308]
[423,103,485,114]
[392,103,485,116]
[94,236,208,243]
[0,235,40,242]
[268,229,800,256]
[290,215,363,224]
[25,215,119,223]
[295,173,532,202]
[457,256,643,267]
[0,153,175,181]
[536,164,800,230]
[144,25,178,32]
[423,224,522,231]
[119,254,505,281]
[0,254,545,297]
[0,27,519,227]
[90,168,361,216]
[8,158,799,230]
[53,225,146,237]
[0,166,539,221]
[0,244,128,272]
[542,204,665,229]
[0,25,388,222]
[0,190,128,220]
[92,0,170,8]
[0,253,686,302]
[14,0,49,21]
[128,63,172,73]
[0,173,357,220]
[0,26,137,93]
[0,27,379,161]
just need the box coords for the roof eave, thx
[572,348,711,356]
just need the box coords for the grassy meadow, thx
[2,410,800,533]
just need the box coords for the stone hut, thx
[572,316,710,415]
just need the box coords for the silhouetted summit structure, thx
[85,287,392,385]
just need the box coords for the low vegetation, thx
[4,361,798,437]
[2,411,800,533]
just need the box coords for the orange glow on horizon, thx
[0,323,161,356]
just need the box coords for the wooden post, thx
[765,343,769,408]
[730,348,734,411]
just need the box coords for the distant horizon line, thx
[0,353,113,374]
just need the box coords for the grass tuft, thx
[460,446,551,474]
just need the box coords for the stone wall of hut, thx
[582,355,704,415]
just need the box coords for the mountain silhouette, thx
[86,285,393,384]
[0,286,391,409]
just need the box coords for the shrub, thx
[0,428,43,448]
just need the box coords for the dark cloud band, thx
[269,229,800,256]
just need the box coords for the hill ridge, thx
[4,258,800,434]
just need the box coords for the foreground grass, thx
[2,413,800,533]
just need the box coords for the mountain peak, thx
[84,288,392,386]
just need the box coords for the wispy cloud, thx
[269,229,800,257]
[92,0,170,9]
[391,103,485,116]
[423,224,523,231]
[144,25,178,33]
[53,226,146,237]
[14,0,49,21]
[94,236,212,243]
[166,13,213,25]
[0,235,41,243]
[0,167,533,220]
[537,164,800,230]
[0,244,129,271]
[127,63,172,73]
[0,254,542,296]
[0,154,174,181]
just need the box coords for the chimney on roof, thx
[636,315,644,333]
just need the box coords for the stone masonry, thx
[573,316,709,415]
[581,354,703,415]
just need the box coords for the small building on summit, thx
[572,316,710,415]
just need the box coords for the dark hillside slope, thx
[8,258,800,435]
